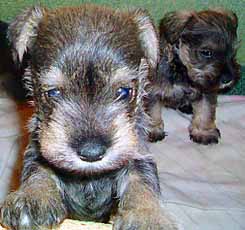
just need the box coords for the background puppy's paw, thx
[148,123,166,142]
[189,126,221,145]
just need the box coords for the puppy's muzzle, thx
[79,142,107,162]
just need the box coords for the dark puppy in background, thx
[0,21,28,100]
[0,4,178,230]
[148,9,240,144]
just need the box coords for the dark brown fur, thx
[148,9,241,144]
[0,4,178,230]
[0,21,28,100]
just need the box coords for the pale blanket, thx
[150,96,245,230]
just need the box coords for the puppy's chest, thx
[60,176,116,221]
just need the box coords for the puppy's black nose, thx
[220,63,235,84]
[79,142,106,162]
[220,73,233,84]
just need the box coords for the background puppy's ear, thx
[211,8,238,30]
[227,11,238,30]
[132,9,159,68]
[159,11,194,45]
[7,6,45,63]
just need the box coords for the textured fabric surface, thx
[0,0,244,95]
[0,98,20,202]
[150,96,245,229]
[0,95,245,229]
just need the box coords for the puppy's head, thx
[8,5,159,175]
[160,9,240,92]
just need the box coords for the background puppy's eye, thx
[199,50,213,58]
[116,87,132,101]
[46,88,61,98]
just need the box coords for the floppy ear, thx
[132,9,159,68]
[211,8,238,30]
[7,6,45,63]
[227,11,238,30]
[159,10,194,45]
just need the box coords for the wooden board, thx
[0,219,112,230]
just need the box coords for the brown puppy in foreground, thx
[0,4,178,230]
[148,9,240,144]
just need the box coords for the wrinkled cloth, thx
[150,96,245,230]
[0,98,20,202]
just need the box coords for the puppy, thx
[0,4,178,230]
[0,21,28,100]
[148,9,241,144]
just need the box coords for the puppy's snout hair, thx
[39,97,135,174]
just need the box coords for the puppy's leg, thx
[0,149,67,230]
[189,93,220,144]
[147,99,166,142]
[114,161,178,230]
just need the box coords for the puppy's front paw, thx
[148,122,166,142]
[113,209,179,230]
[189,126,221,144]
[0,190,66,230]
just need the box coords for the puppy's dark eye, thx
[46,88,61,98]
[116,87,132,101]
[200,50,213,58]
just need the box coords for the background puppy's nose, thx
[220,73,233,84]
[220,63,235,84]
[79,142,107,162]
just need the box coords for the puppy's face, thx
[160,9,240,92]
[9,5,159,175]
[35,58,141,176]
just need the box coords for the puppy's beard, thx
[40,110,142,175]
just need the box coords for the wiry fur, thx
[0,4,178,230]
[148,8,241,144]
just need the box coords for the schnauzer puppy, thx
[148,9,240,144]
[0,4,178,230]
